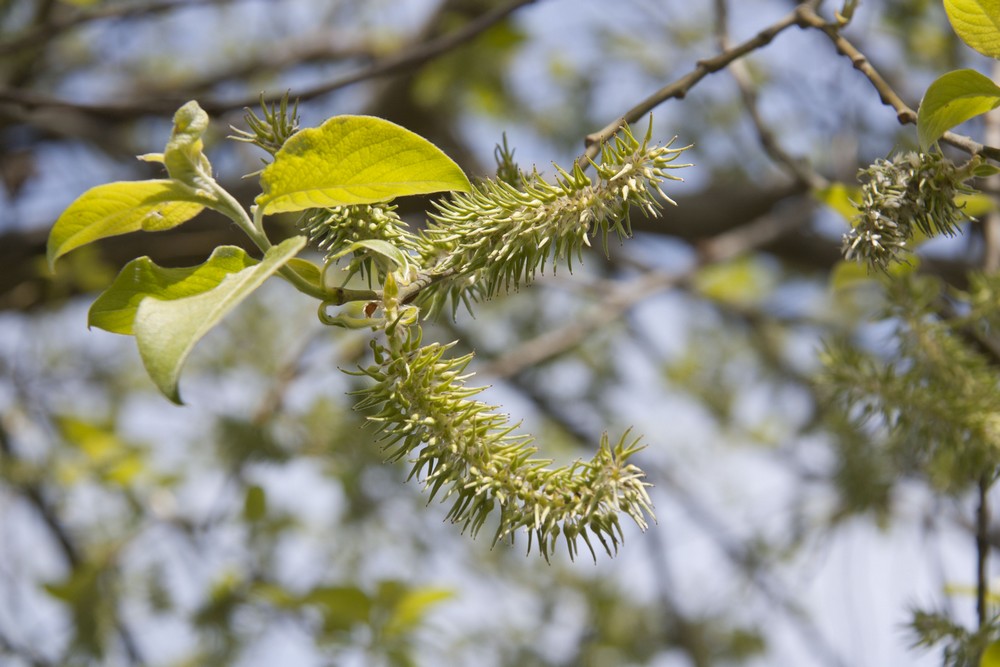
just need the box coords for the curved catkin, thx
[351,324,654,561]
[416,123,692,317]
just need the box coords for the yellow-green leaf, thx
[957,192,999,217]
[830,260,875,291]
[383,588,454,639]
[301,586,372,633]
[257,115,472,215]
[244,485,267,522]
[61,419,122,461]
[132,236,306,403]
[48,180,207,268]
[918,69,1000,149]
[982,640,1000,667]
[944,0,1000,58]
[89,246,259,335]
[693,256,775,305]
[814,183,861,222]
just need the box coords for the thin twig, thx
[795,4,1000,162]
[977,474,991,628]
[0,0,539,118]
[973,62,1000,631]
[479,270,682,378]
[582,2,1000,166]
[0,420,80,568]
[0,626,53,667]
[712,0,828,190]
[582,1,813,162]
[0,0,241,58]
[488,366,849,667]
[481,197,813,379]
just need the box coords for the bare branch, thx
[712,0,828,190]
[795,4,1000,162]
[0,0,241,58]
[582,1,1000,166]
[482,198,816,379]
[582,1,814,162]
[0,0,539,119]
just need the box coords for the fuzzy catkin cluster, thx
[323,123,690,558]
[843,152,969,271]
[301,204,418,281]
[415,124,691,315]
[351,324,654,560]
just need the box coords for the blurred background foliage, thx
[1,0,998,665]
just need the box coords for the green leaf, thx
[944,0,1000,58]
[301,586,372,634]
[257,115,472,215]
[692,256,775,305]
[982,640,1000,667]
[382,588,454,639]
[973,163,1000,178]
[328,239,412,269]
[47,180,207,268]
[918,69,1000,149]
[132,236,306,403]
[956,192,999,217]
[830,260,875,291]
[813,183,860,222]
[89,246,260,335]
[243,485,267,522]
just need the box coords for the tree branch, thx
[977,474,991,628]
[481,197,816,379]
[0,0,539,119]
[712,0,828,190]
[481,351,849,667]
[795,4,1000,162]
[582,1,813,162]
[0,0,242,59]
[581,1,1000,168]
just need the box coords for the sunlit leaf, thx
[693,256,775,305]
[302,586,372,634]
[944,0,1000,58]
[383,588,454,639]
[47,180,207,268]
[59,417,119,461]
[257,115,472,215]
[956,192,999,217]
[89,246,260,335]
[244,485,267,522]
[830,260,874,291]
[132,236,306,403]
[917,69,1000,150]
[56,417,147,487]
[982,640,1000,667]
[814,183,861,223]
